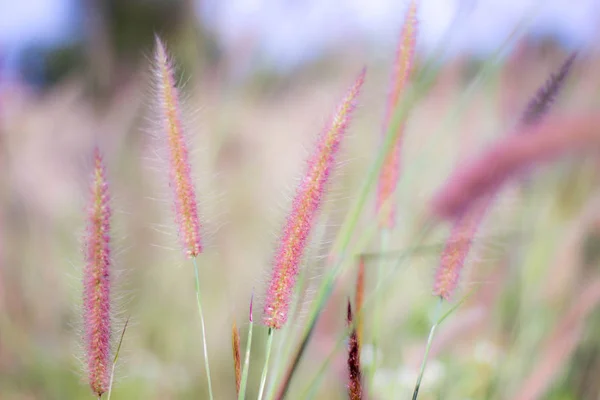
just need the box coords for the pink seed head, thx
[154,37,202,258]
[263,69,366,329]
[376,0,417,229]
[431,115,600,221]
[433,198,489,300]
[83,147,112,396]
[433,57,579,299]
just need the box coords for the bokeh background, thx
[2,0,600,399]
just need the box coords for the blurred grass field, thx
[2,22,600,399]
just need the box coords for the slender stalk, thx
[192,257,214,400]
[238,305,254,400]
[371,229,391,384]
[412,297,443,400]
[258,329,274,400]
[106,316,130,400]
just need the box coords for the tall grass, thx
[2,10,600,400]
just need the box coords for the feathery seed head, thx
[153,37,202,258]
[433,200,488,300]
[262,69,366,329]
[431,115,600,221]
[83,147,112,397]
[376,0,418,228]
[520,52,577,127]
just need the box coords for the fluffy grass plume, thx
[520,52,577,126]
[262,69,366,329]
[83,147,112,397]
[153,36,202,258]
[347,301,363,400]
[431,114,600,221]
[376,0,417,228]
[433,199,488,300]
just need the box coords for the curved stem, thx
[258,329,274,400]
[371,229,391,385]
[412,297,443,400]
[106,316,129,400]
[192,257,214,400]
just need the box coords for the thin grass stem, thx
[192,257,214,400]
[258,328,274,400]
[371,228,391,385]
[106,316,130,400]
[238,307,254,400]
[412,297,443,400]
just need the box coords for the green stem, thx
[258,328,274,400]
[412,297,443,400]
[371,229,391,385]
[106,316,130,400]
[192,257,214,400]
[238,307,254,400]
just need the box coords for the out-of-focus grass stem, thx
[238,294,255,400]
[371,228,391,385]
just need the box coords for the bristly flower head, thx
[83,147,112,397]
[153,37,202,258]
[520,52,577,127]
[430,115,600,221]
[263,69,366,329]
[347,300,363,400]
[433,199,488,300]
[376,0,417,228]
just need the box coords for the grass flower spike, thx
[153,37,213,399]
[520,52,577,126]
[376,0,417,228]
[83,147,112,397]
[263,69,366,330]
[153,37,202,258]
[433,199,488,300]
[347,301,363,400]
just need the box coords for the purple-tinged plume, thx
[347,300,363,400]
[376,0,417,228]
[263,69,366,329]
[83,147,112,397]
[153,37,202,258]
[431,114,600,221]
[520,52,577,127]
[432,54,580,300]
